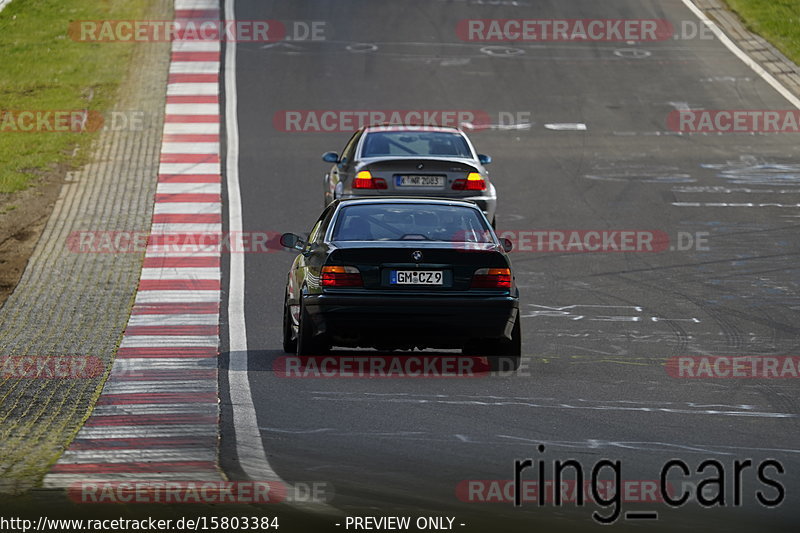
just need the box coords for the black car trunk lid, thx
[360,158,480,197]
[326,242,508,291]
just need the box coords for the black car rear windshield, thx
[332,204,492,243]
[361,131,473,158]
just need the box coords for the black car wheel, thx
[282,297,297,354]
[296,298,329,356]
[465,318,520,371]
[491,317,521,371]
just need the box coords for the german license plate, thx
[395,175,444,187]
[390,270,443,285]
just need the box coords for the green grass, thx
[0,0,152,193]
[723,0,800,65]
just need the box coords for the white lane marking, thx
[345,42,378,53]
[149,223,222,233]
[58,448,217,463]
[480,45,524,57]
[140,268,221,281]
[170,61,220,74]
[673,185,800,194]
[119,335,219,348]
[667,101,691,111]
[612,131,696,136]
[161,141,221,152]
[224,0,339,516]
[544,123,587,131]
[153,203,221,214]
[163,122,219,134]
[460,121,531,131]
[172,41,221,53]
[700,76,752,83]
[167,83,220,95]
[673,202,800,208]
[312,391,757,410]
[260,41,304,52]
[680,0,800,110]
[224,0,277,482]
[157,182,221,194]
[308,393,794,419]
[134,290,220,303]
[613,48,651,58]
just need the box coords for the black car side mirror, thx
[478,154,492,165]
[280,233,306,251]
[501,238,513,253]
[322,151,339,163]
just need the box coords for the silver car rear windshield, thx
[332,204,492,243]
[361,131,473,158]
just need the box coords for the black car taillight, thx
[471,267,511,288]
[321,265,362,287]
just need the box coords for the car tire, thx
[489,318,521,371]
[296,299,329,356]
[282,297,297,354]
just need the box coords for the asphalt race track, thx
[216,1,799,531]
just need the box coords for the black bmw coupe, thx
[280,198,521,369]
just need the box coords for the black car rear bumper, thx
[303,292,518,349]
